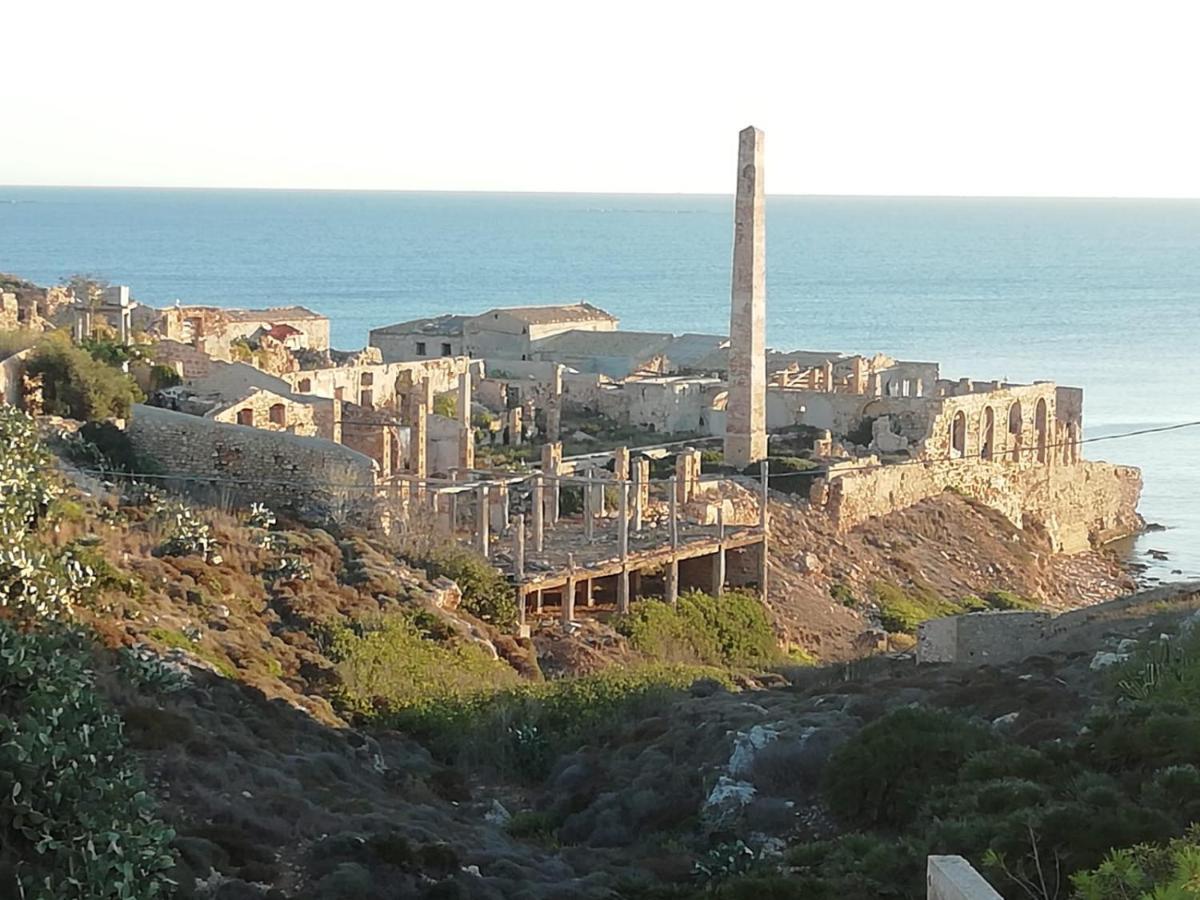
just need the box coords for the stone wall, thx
[126,404,377,521]
[917,611,1052,665]
[818,455,1143,552]
[152,340,218,380]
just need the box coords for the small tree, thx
[25,332,143,420]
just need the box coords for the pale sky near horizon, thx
[5,0,1200,197]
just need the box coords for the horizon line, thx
[3,183,1200,202]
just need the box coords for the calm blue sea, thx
[1,187,1197,580]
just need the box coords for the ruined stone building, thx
[370,303,619,363]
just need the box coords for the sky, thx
[5,0,1200,197]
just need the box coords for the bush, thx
[25,332,143,420]
[0,622,176,897]
[402,543,517,627]
[822,706,998,828]
[330,612,520,719]
[615,589,779,668]
[1072,826,1200,900]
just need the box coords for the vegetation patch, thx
[400,542,517,627]
[0,621,177,898]
[869,580,1038,634]
[615,589,779,668]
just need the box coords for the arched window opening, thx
[980,407,995,460]
[950,411,967,458]
[236,408,254,426]
[269,403,286,426]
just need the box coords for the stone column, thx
[617,482,630,613]
[723,125,768,469]
[824,360,834,393]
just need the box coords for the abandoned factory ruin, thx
[0,127,1142,637]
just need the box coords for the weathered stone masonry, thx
[127,405,376,519]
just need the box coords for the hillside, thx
[6,407,1196,900]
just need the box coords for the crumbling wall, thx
[285,357,469,409]
[126,404,376,521]
[818,457,1142,552]
[0,348,33,407]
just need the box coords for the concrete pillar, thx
[583,478,595,543]
[675,449,700,505]
[514,513,525,579]
[613,446,630,481]
[119,308,131,343]
[531,475,545,553]
[546,364,563,442]
[517,586,526,629]
[618,482,630,614]
[562,554,576,632]
[669,477,679,549]
[666,558,679,606]
[458,422,474,472]
[411,405,427,479]
[584,577,594,608]
[824,360,834,393]
[507,407,523,446]
[869,372,883,397]
[631,459,645,532]
[457,370,471,428]
[541,442,562,524]
[419,376,435,414]
[476,484,490,558]
[759,459,770,601]
[723,125,768,469]
[712,505,726,597]
[489,482,509,535]
[535,588,543,613]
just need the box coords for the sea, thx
[1,187,1197,583]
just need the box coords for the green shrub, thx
[1072,826,1200,900]
[432,393,456,418]
[871,581,956,634]
[149,363,182,391]
[329,612,520,719]
[25,332,144,420]
[615,589,779,668]
[822,706,998,828]
[403,543,517,627]
[0,622,177,897]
